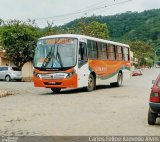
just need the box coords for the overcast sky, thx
[1,0,160,27]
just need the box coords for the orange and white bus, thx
[33,34,131,93]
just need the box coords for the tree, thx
[0,19,4,26]
[1,20,39,69]
[129,41,153,67]
[66,20,109,39]
[40,21,60,36]
[87,21,109,39]
[0,19,5,49]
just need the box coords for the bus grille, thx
[40,74,66,79]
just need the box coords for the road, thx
[0,68,159,136]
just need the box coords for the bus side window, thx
[79,42,87,60]
[116,46,123,61]
[98,42,107,60]
[108,44,116,60]
[123,47,129,61]
[78,42,87,67]
[88,40,98,59]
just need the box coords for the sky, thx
[0,0,160,28]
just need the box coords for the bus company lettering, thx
[95,67,107,72]
[45,38,72,45]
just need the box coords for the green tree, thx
[66,20,109,39]
[146,58,154,68]
[87,21,109,39]
[1,20,39,69]
[130,41,153,67]
[0,19,4,26]
[40,21,60,36]
[0,19,5,49]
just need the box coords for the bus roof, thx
[40,34,129,48]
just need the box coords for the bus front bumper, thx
[33,75,77,89]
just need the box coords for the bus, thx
[33,34,131,93]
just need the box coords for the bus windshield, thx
[34,38,77,69]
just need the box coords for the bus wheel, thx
[116,72,123,87]
[86,74,95,92]
[51,88,61,93]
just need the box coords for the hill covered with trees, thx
[63,8,160,48]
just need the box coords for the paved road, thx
[0,68,159,136]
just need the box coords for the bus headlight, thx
[33,71,41,79]
[66,70,76,78]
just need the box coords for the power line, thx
[35,0,132,21]
[34,0,110,21]
[35,0,132,26]
[2,0,132,26]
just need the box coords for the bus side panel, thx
[88,60,131,84]
[96,73,117,86]
[122,68,131,81]
[123,62,132,80]
[77,63,90,88]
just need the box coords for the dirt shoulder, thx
[0,90,14,98]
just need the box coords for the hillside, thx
[62,9,160,48]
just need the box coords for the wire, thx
[35,0,132,25]
[35,0,131,21]
[2,0,132,26]
[34,0,110,21]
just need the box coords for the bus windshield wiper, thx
[41,44,63,68]
[41,45,55,68]
[56,45,63,67]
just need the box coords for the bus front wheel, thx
[86,74,95,92]
[51,88,61,93]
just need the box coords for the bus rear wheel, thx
[111,72,123,87]
[86,74,95,92]
[51,88,61,93]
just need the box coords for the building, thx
[22,61,33,81]
[0,50,13,66]
[130,51,138,70]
